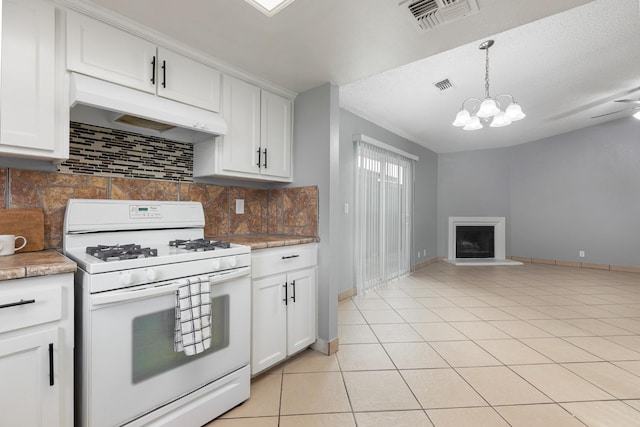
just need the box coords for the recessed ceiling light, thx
[245,0,296,17]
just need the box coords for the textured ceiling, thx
[340,0,640,152]
[84,0,640,153]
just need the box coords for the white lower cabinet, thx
[251,244,317,375]
[0,273,74,427]
[0,328,61,427]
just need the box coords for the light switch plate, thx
[235,199,245,214]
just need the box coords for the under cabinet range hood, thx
[69,73,228,143]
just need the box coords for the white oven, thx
[63,199,251,427]
[83,268,249,427]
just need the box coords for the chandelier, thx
[452,40,525,130]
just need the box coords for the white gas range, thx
[63,199,251,427]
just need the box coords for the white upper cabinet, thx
[194,74,293,182]
[66,11,220,112]
[1,0,68,160]
[220,75,261,175]
[260,90,292,180]
[66,11,156,94]
[156,47,220,112]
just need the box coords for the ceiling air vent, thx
[433,78,453,92]
[399,0,479,32]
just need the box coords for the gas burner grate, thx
[169,238,231,251]
[86,244,158,262]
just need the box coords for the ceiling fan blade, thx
[591,107,639,119]
[614,99,640,104]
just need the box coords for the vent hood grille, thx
[69,73,227,143]
[114,114,177,132]
[400,0,479,31]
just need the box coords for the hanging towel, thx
[174,275,212,356]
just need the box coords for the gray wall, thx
[510,117,640,266]
[437,116,640,267]
[339,109,439,294]
[437,148,512,257]
[291,83,340,347]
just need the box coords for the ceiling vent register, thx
[434,78,453,92]
[400,0,479,31]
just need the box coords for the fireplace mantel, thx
[446,217,522,266]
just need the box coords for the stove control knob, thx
[145,268,157,281]
[212,258,221,270]
[120,271,134,286]
[228,256,238,268]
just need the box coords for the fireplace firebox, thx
[456,226,495,258]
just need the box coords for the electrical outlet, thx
[235,199,244,214]
[579,250,585,258]
[344,203,349,214]
[417,251,421,259]
[423,249,426,257]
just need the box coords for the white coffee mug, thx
[0,235,27,256]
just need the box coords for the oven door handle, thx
[209,266,251,285]
[91,266,251,307]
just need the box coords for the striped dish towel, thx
[174,276,212,356]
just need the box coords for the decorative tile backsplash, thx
[0,169,6,208]
[8,170,109,248]
[59,122,193,181]
[2,169,317,249]
[1,123,317,249]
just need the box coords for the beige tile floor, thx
[207,262,640,426]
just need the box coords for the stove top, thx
[86,244,159,261]
[169,239,231,251]
[85,239,233,262]
[63,199,250,275]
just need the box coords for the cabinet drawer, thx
[0,285,62,334]
[252,244,317,279]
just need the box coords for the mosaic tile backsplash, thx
[59,122,193,181]
[0,121,316,248]
[3,169,318,249]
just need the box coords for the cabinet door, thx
[286,267,317,355]
[0,328,60,427]
[251,274,287,375]
[1,0,55,153]
[221,75,261,175]
[156,48,220,112]
[260,90,292,179]
[67,11,156,94]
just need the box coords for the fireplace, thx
[447,217,521,266]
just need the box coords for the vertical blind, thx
[355,139,414,295]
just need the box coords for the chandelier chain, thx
[484,46,491,99]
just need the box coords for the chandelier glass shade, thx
[453,40,526,131]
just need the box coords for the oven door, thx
[87,267,250,427]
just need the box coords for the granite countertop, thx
[209,234,320,250]
[0,249,77,281]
